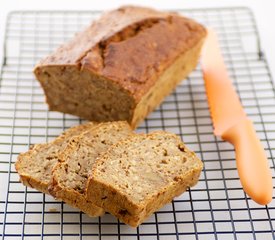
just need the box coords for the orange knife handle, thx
[222,118,273,205]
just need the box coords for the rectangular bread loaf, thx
[34,6,206,128]
[86,131,203,227]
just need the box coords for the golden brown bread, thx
[34,6,206,128]
[15,119,203,223]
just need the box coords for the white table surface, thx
[1,0,275,82]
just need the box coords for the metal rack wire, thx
[0,7,275,240]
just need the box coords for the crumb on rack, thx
[48,208,57,212]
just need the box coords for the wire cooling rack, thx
[0,7,275,240]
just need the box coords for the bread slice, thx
[86,131,203,227]
[15,122,97,194]
[49,121,133,216]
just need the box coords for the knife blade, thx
[201,29,273,205]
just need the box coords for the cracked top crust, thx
[36,6,206,101]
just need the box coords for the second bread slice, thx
[49,121,133,216]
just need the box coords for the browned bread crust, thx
[34,6,206,128]
[86,131,203,227]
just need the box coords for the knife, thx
[200,29,273,205]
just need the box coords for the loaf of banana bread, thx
[34,6,206,128]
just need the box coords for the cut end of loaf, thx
[87,131,203,227]
[34,66,136,125]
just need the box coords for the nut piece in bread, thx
[34,6,206,128]
[87,131,203,227]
